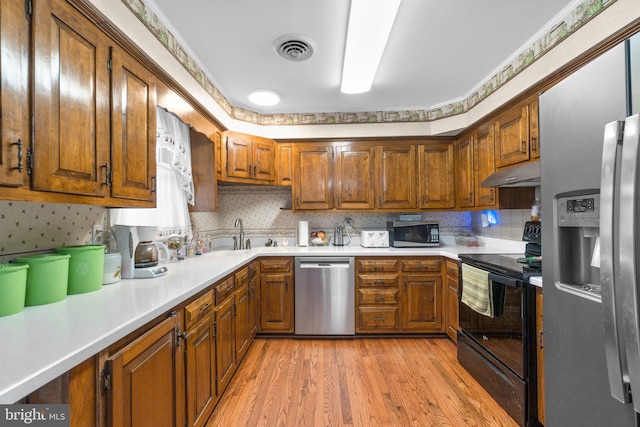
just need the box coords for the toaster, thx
[360,230,389,248]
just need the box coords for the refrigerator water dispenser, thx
[555,193,602,300]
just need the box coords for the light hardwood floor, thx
[206,338,518,426]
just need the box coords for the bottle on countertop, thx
[531,197,541,222]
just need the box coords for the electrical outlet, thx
[92,224,104,244]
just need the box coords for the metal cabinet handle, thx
[374,317,385,321]
[151,175,157,193]
[531,137,538,152]
[253,165,256,176]
[521,140,527,153]
[101,163,112,187]
[11,139,23,172]
[404,280,408,292]
[539,330,544,350]
[199,303,211,312]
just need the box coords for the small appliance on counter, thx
[331,225,351,246]
[114,225,168,279]
[387,221,439,247]
[360,230,389,248]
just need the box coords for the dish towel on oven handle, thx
[461,264,493,318]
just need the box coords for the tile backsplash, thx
[0,187,528,259]
[0,201,106,260]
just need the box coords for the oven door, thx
[459,268,526,378]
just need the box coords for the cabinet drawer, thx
[358,288,398,305]
[215,277,235,304]
[401,258,441,273]
[260,258,291,273]
[357,273,398,287]
[248,261,258,279]
[358,306,399,330]
[357,259,398,272]
[184,291,213,330]
[445,259,459,279]
[235,266,250,286]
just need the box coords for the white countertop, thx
[0,237,525,403]
[529,276,543,288]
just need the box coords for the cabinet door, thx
[110,47,157,202]
[189,129,217,212]
[214,131,225,180]
[335,145,375,209]
[376,144,417,209]
[474,124,497,207]
[105,314,184,427]
[248,262,259,338]
[400,275,443,332]
[226,133,252,180]
[253,140,275,182]
[0,0,29,186]
[495,105,530,168]
[456,135,474,208]
[530,99,540,160]
[292,144,333,210]
[32,0,111,196]
[276,143,293,185]
[234,283,250,362]
[260,273,293,332]
[215,296,236,394]
[185,315,216,427]
[418,142,455,209]
[445,276,459,341]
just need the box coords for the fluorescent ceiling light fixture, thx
[341,0,402,94]
[248,90,280,106]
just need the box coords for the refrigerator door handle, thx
[619,114,640,412]
[600,120,630,404]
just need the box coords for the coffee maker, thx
[114,225,169,279]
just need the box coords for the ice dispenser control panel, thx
[557,194,599,227]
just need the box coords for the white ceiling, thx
[147,0,575,115]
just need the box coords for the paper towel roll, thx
[298,221,309,246]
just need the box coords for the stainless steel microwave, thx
[387,221,440,247]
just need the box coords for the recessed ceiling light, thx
[248,90,280,106]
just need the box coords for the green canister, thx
[55,245,105,294]
[16,254,70,306]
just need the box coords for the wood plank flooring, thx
[206,338,518,426]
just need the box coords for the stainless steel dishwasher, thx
[294,257,355,335]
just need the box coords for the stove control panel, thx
[522,221,541,243]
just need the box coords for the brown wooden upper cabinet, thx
[222,130,276,184]
[292,143,333,210]
[335,145,376,210]
[0,0,29,187]
[455,134,475,209]
[276,143,293,186]
[376,143,417,210]
[418,142,455,209]
[495,98,539,168]
[31,0,156,205]
[474,123,497,208]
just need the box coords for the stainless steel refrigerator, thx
[540,34,640,426]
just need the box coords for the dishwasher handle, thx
[295,257,354,269]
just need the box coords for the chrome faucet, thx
[234,218,244,250]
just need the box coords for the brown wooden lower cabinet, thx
[356,256,445,334]
[185,312,216,427]
[104,313,185,427]
[444,259,460,342]
[259,257,294,333]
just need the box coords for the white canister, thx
[298,221,309,246]
[103,252,122,285]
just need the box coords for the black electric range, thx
[456,221,541,427]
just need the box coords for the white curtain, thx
[110,107,194,239]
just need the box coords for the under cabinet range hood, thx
[481,161,540,187]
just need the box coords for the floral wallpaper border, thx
[122,0,612,125]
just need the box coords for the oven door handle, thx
[488,272,523,288]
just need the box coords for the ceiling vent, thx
[274,34,316,62]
